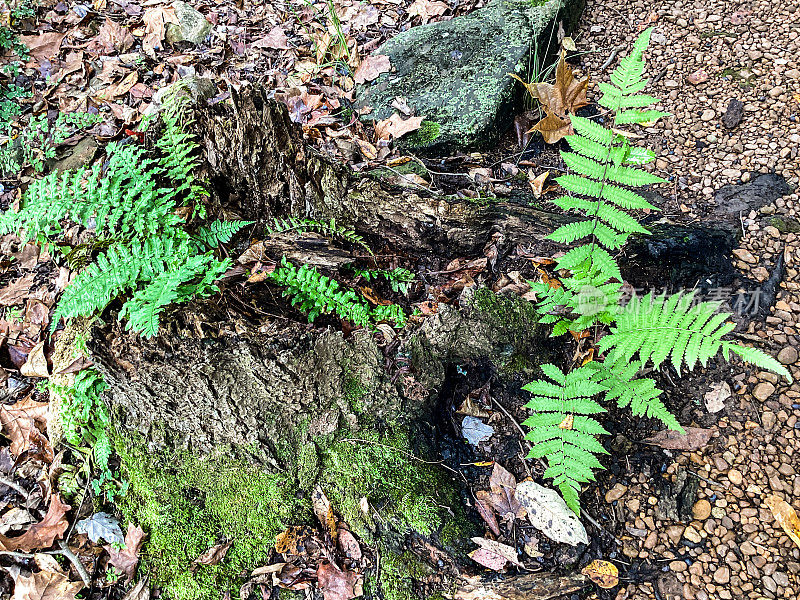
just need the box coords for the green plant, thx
[267,257,406,327]
[0,91,248,337]
[524,29,791,515]
[0,111,103,177]
[0,1,32,129]
[354,267,415,294]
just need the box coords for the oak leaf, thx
[0,397,50,457]
[107,523,146,580]
[316,562,361,600]
[141,7,179,56]
[11,570,82,600]
[353,55,391,85]
[642,427,713,451]
[0,494,70,552]
[374,114,424,142]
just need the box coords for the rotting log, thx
[85,85,781,600]
[455,573,588,600]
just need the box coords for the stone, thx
[721,98,744,129]
[147,76,217,116]
[165,1,212,45]
[732,248,756,263]
[683,526,702,543]
[692,499,712,520]
[777,346,798,365]
[753,382,776,401]
[701,109,716,121]
[355,0,584,151]
[52,136,98,174]
[728,469,744,486]
[605,482,628,503]
[714,566,731,584]
[713,174,791,217]
[670,560,688,573]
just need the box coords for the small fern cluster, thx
[266,216,371,254]
[268,258,406,327]
[0,88,250,337]
[354,267,416,295]
[523,29,791,515]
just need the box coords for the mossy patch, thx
[400,121,441,150]
[116,421,474,600]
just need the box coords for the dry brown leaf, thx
[11,569,82,600]
[530,110,572,144]
[337,528,362,560]
[107,524,146,580]
[483,462,524,523]
[353,54,391,85]
[141,6,179,56]
[95,71,138,101]
[474,497,500,536]
[642,426,713,451]
[512,52,588,118]
[86,17,134,55]
[529,171,555,198]
[0,274,35,306]
[312,486,338,540]
[21,341,49,379]
[581,560,619,589]
[407,0,448,24]
[191,541,232,571]
[765,494,800,548]
[0,494,70,552]
[316,562,361,600]
[0,398,50,457]
[251,26,290,50]
[374,114,424,142]
[469,537,521,570]
[21,32,66,63]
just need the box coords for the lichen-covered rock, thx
[355,0,585,151]
[166,1,211,45]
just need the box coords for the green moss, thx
[343,373,368,414]
[401,121,441,149]
[116,423,475,600]
[769,216,800,234]
[116,438,307,600]
[377,549,435,600]
[367,159,429,182]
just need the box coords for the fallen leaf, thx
[531,110,572,144]
[95,70,138,101]
[512,52,588,118]
[407,0,448,24]
[20,341,49,378]
[251,26,290,50]
[515,480,589,546]
[374,114,424,142]
[0,274,35,306]
[0,398,50,457]
[107,523,146,580]
[141,6,179,57]
[484,462,524,523]
[275,526,313,555]
[76,512,124,545]
[337,528,362,560]
[529,170,556,198]
[474,497,500,536]
[11,570,82,600]
[353,55,391,85]
[316,562,361,600]
[581,559,619,589]
[0,494,70,552]
[704,381,730,413]
[312,486,338,540]
[191,541,232,570]
[469,537,521,571]
[461,416,493,446]
[643,426,713,451]
[561,36,577,51]
[121,577,149,600]
[687,69,709,85]
[765,494,800,548]
[21,32,66,63]
[86,17,134,55]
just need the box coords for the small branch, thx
[599,45,624,72]
[57,541,92,587]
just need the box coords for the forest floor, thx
[0,0,798,600]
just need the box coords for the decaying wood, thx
[455,573,588,600]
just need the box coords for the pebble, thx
[778,346,798,365]
[754,382,776,401]
[604,483,628,503]
[700,109,716,122]
[721,98,744,129]
[692,499,712,520]
[728,469,743,486]
[714,566,731,585]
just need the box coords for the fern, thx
[524,29,792,515]
[354,267,416,294]
[267,258,406,328]
[1,94,244,337]
[523,364,609,515]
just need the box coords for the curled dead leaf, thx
[581,559,619,589]
[765,494,800,549]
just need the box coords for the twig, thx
[492,397,531,451]
[340,438,468,484]
[581,510,623,546]
[599,45,624,72]
[0,543,91,587]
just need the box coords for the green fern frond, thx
[523,363,610,515]
[196,219,255,246]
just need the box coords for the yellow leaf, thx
[581,559,619,589]
[765,494,800,548]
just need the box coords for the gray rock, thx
[355,0,584,152]
[721,98,744,129]
[166,1,211,45]
[52,136,98,174]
